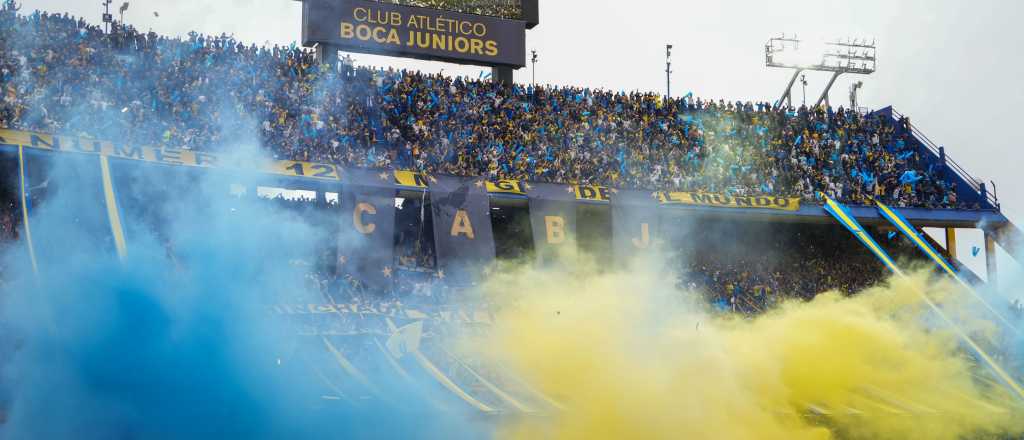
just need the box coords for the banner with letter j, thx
[611,189,660,265]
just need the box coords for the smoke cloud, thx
[0,154,481,439]
[471,255,1024,440]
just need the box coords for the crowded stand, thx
[0,3,996,316]
[0,4,966,210]
[371,0,523,19]
[674,221,926,314]
[2,3,1024,437]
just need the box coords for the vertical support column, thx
[775,69,802,110]
[985,231,998,288]
[938,146,948,179]
[492,66,514,85]
[944,228,957,260]
[814,71,842,108]
[316,44,339,72]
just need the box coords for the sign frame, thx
[301,0,527,68]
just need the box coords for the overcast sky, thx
[22,0,1024,285]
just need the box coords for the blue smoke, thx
[0,157,481,439]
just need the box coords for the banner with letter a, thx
[339,168,397,291]
[612,189,661,265]
[429,175,496,286]
[527,182,577,264]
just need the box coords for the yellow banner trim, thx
[0,129,799,211]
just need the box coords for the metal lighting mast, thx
[849,80,864,111]
[766,35,876,109]
[531,50,538,86]
[101,0,113,33]
[119,1,129,24]
[665,44,673,99]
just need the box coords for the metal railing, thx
[890,109,999,210]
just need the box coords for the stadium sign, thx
[659,191,801,212]
[301,0,527,68]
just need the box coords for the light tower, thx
[849,80,864,111]
[765,35,876,109]
[665,44,673,99]
[531,50,538,86]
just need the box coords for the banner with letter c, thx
[339,168,397,290]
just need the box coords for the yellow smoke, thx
[468,256,1024,440]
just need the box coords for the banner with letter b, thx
[527,182,577,265]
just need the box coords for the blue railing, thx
[889,108,999,210]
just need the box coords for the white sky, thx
[23,0,1024,287]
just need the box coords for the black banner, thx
[339,168,397,291]
[428,175,495,285]
[302,0,527,67]
[527,182,577,264]
[612,189,661,265]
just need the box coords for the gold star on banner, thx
[338,255,347,266]
[566,186,576,194]
[651,191,661,199]
[610,188,619,195]
[436,270,445,280]
[382,266,393,278]
[522,183,532,191]
[378,171,389,181]
[428,175,438,184]
[474,180,485,189]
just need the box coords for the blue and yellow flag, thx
[826,196,1024,399]
[876,200,1021,336]
[874,200,957,278]
[821,195,901,275]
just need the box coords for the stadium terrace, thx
[1,1,1023,437]
[1,1,1020,305]
[0,5,976,212]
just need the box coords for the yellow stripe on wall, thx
[17,146,38,275]
[99,156,128,259]
[385,318,495,412]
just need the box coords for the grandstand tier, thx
[1,4,1024,437]
[0,143,992,307]
[0,5,1002,214]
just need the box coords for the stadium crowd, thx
[0,4,968,209]
[371,0,523,19]
[675,222,925,314]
